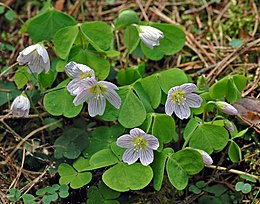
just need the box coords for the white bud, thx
[10,94,30,117]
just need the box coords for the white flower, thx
[10,94,30,117]
[165,83,203,120]
[116,128,159,166]
[17,44,50,74]
[215,101,238,115]
[65,61,95,96]
[134,24,164,49]
[72,78,121,117]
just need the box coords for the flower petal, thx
[167,86,181,96]
[21,44,37,56]
[139,35,157,49]
[67,78,81,95]
[122,147,139,165]
[103,89,121,109]
[185,93,203,108]
[200,150,213,166]
[65,61,82,78]
[73,89,90,106]
[28,54,46,74]
[143,134,159,150]
[180,83,197,93]
[139,148,154,166]
[130,128,145,137]
[174,102,190,120]
[88,96,106,117]
[99,81,118,90]
[116,134,134,148]
[165,98,175,116]
[36,45,49,64]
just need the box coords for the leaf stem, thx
[182,123,199,149]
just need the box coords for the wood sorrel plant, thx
[4,3,250,199]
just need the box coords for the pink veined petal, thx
[17,52,34,65]
[167,86,182,96]
[99,81,118,90]
[73,89,90,106]
[116,134,135,148]
[67,78,82,95]
[143,134,159,150]
[185,93,203,108]
[28,54,44,74]
[130,128,145,137]
[139,35,157,49]
[21,44,37,56]
[83,78,97,87]
[103,89,121,109]
[65,61,82,78]
[179,83,197,93]
[165,98,175,116]
[36,45,49,64]
[174,102,190,120]
[139,148,154,166]
[122,147,139,165]
[88,96,106,117]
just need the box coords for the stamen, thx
[172,90,186,105]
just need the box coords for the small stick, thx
[206,165,259,180]
[8,120,62,159]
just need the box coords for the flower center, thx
[80,72,92,79]
[89,84,107,99]
[172,90,186,105]
[132,136,147,151]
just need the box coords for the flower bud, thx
[187,147,213,166]
[215,101,238,115]
[198,149,213,166]
[10,94,30,117]
[133,24,164,49]
[224,120,235,132]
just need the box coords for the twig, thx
[0,112,49,120]
[8,120,62,159]
[9,147,26,190]
[20,165,51,195]
[206,165,259,180]
[136,0,149,21]
[0,62,18,78]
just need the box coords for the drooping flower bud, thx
[224,120,235,132]
[187,147,213,166]
[10,94,30,117]
[215,101,238,115]
[133,24,164,49]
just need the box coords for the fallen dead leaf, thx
[233,98,260,133]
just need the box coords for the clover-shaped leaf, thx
[27,8,77,42]
[189,124,229,154]
[102,163,153,192]
[58,163,92,189]
[83,125,125,158]
[54,128,89,159]
[166,149,204,190]
[235,182,252,194]
[43,85,83,118]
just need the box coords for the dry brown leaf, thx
[233,98,260,133]
[54,0,65,11]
